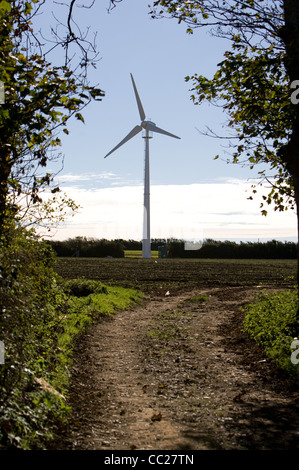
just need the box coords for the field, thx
[53,256,299,450]
[124,250,158,258]
[54,257,297,294]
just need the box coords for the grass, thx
[53,258,299,379]
[148,312,184,342]
[124,250,158,258]
[243,289,299,376]
[187,294,210,303]
[56,278,144,370]
[39,278,144,437]
[0,273,144,450]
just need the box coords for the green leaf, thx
[75,113,85,123]
[0,1,11,15]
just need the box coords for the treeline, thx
[167,239,298,259]
[47,236,298,259]
[47,237,169,257]
[48,237,125,258]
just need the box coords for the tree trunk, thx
[278,1,299,329]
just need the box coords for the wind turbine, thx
[104,74,180,259]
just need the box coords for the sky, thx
[40,0,297,243]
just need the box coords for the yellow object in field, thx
[124,250,158,258]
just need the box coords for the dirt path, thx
[55,286,299,450]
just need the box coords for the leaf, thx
[0,1,11,15]
[151,412,162,422]
[75,112,85,123]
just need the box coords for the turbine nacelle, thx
[142,120,156,129]
[104,74,180,159]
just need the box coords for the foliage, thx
[50,236,298,260]
[187,294,209,303]
[0,222,143,449]
[48,237,173,257]
[48,237,125,258]
[243,289,299,376]
[167,238,298,259]
[0,220,67,448]
[64,278,108,297]
[0,0,103,233]
[185,45,295,215]
[149,1,297,213]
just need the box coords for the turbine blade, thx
[146,122,181,139]
[104,125,142,158]
[130,73,146,122]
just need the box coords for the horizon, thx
[37,2,297,246]
[46,235,298,245]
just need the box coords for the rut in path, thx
[57,287,299,450]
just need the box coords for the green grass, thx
[0,273,144,450]
[124,250,158,258]
[187,294,210,303]
[56,279,144,364]
[53,258,299,379]
[243,289,299,376]
[43,279,144,424]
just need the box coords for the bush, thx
[243,290,299,376]
[0,222,144,449]
[48,237,125,258]
[166,238,298,259]
[0,221,68,448]
[64,278,108,297]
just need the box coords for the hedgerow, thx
[0,222,143,449]
[243,290,299,376]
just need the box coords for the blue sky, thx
[42,0,297,242]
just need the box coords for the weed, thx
[64,278,108,297]
[188,294,210,303]
[243,290,299,376]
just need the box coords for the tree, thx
[148,1,299,296]
[0,0,103,235]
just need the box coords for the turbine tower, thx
[104,74,180,259]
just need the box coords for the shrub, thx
[0,221,68,448]
[0,222,144,449]
[243,290,299,376]
[64,278,108,297]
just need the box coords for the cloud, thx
[44,179,297,242]
[55,172,142,188]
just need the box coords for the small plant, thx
[188,294,209,303]
[64,278,108,297]
[243,290,299,376]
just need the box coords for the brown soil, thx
[54,286,299,450]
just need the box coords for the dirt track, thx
[55,286,299,450]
